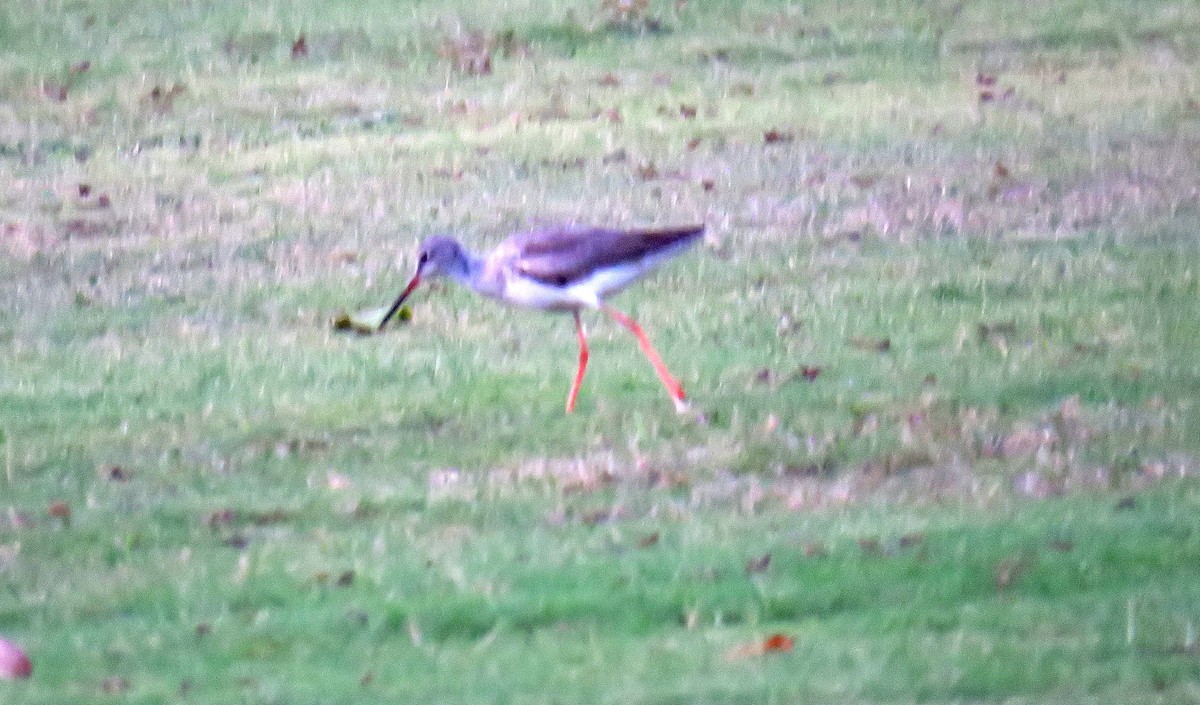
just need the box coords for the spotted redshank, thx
[379,224,705,413]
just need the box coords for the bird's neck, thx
[446,249,485,289]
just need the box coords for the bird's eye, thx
[418,252,428,265]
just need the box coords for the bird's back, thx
[505,224,705,288]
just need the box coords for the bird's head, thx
[378,236,470,331]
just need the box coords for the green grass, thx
[3,0,1200,702]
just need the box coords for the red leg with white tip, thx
[600,304,690,413]
[566,311,589,413]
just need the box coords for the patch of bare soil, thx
[750,138,1200,242]
[434,396,1195,524]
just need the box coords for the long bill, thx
[378,273,421,331]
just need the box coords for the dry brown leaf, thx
[101,676,129,694]
[48,500,71,522]
[849,336,891,353]
[41,82,68,102]
[635,162,660,180]
[801,542,828,558]
[744,553,771,574]
[291,34,309,59]
[724,633,795,661]
[994,553,1031,591]
[857,537,882,555]
[763,128,794,144]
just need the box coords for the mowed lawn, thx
[2,0,1200,702]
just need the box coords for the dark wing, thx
[508,224,705,286]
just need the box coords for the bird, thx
[378,223,705,413]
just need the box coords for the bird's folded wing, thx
[511,225,704,286]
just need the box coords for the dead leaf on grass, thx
[603,148,628,163]
[1047,539,1074,552]
[103,465,129,481]
[47,500,71,526]
[994,553,1032,591]
[744,553,771,574]
[849,336,891,353]
[100,676,129,694]
[599,107,622,123]
[645,468,689,489]
[724,633,794,661]
[41,81,68,102]
[635,162,660,180]
[857,537,882,556]
[146,83,186,113]
[977,321,1016,349]
[801,541,828,558]
[636,532,660,548]
[291,34,309,59]
[580,505,628,526]
[849,173,878,189]
[763,128,794,144]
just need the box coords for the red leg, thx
[566,311,589,413]
[600,304,689,412]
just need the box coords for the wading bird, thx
[379,224,705,413]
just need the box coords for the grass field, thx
[3,0,1200,702]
